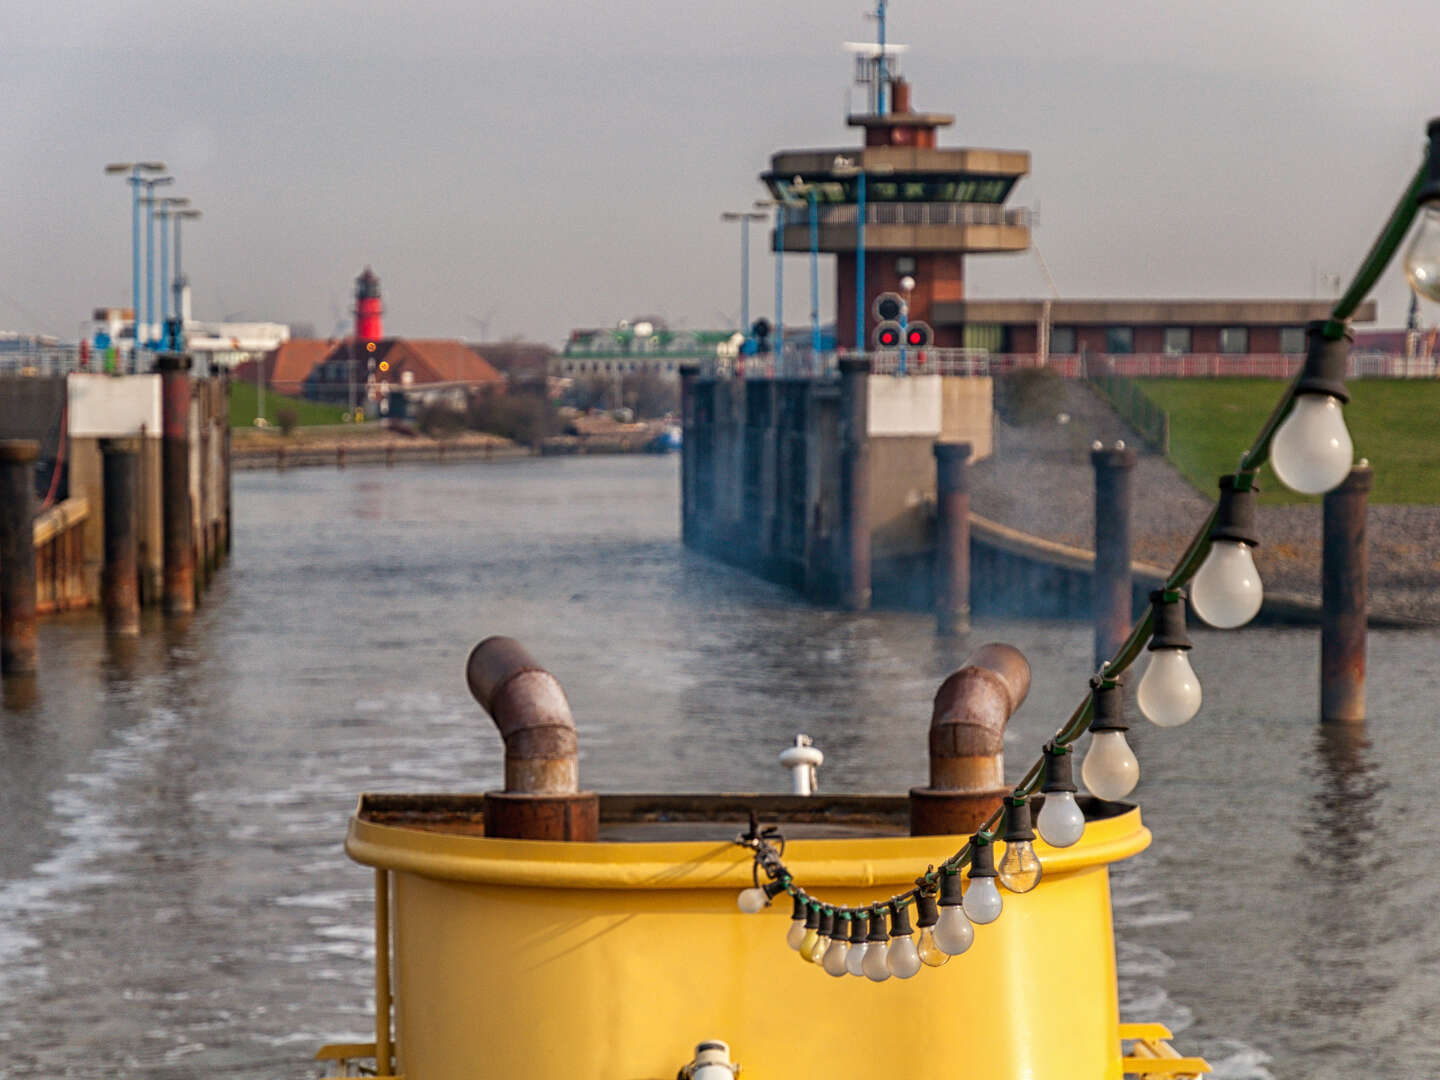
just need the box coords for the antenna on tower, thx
[846,6,907,116]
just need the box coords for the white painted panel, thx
[67,374,161,437]
[867,373,942,436]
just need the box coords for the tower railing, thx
[778,202,1031,230]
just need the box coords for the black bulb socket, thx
[1088,677,1128,734]
[1042,745,1077,794]
[915,890,940,928]
[968,837,998,880]
[1147,589,1192,651]
[938,869,964,908]
[1210,476,1260,548]
[1294,321,1351,403]
[1002,796,1035,844]
[790,893,807,921]
[888,901,914,937]
[867,905,890,943]
[803,902,819,930]
[849,910,870,944]
[1421,117,1440,206]
[763,878,789,900]
[817,908,835,938]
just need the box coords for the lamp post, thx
[720,210,768,336]
[789,177,823,361]
[104,161,166,371]
[170,209,202,353]
[154,197,189,327]
[139,175,175,352]
[831,157,894,351]
[754,199,785,370]
[898,274,914,375]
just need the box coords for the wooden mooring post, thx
[100,438,142,636]
[934,441,972,635]
[159,355,195,617]
[0,440,39,675]
[1321,462,1370,722]
[1091,442,1136,667]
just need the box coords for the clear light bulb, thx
[997,840,1043,893]
[886,934,922,979]
[1405,205,1440,303]
[1036,790,1085,848]
[1271,395,1353,495]
[1136,648,1202,727]
[916,926,950,967]
[1082,730,1140,800]
[962,878,1002,924]
[1190,540,1263,628]
[932,905,974,954]
[737,887,768,914]
[845,940,869,977]
[786,917,807,951]
[862,941,892,982]
[807,929,828,965]
[822,936,850,977]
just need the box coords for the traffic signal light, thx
[378,359,390,373]
[873,292,904,322]
[905,322,933,348]
[365,340,377,353]
[751,317,772,354]
[873,321,902,348]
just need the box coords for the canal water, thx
[2,455,1436,1078]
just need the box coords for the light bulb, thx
[997,840,1042,894]
[1405,205,1440,303]
[786,917,807,951]
[737,887,767,914]
[931,905,973,955]
[862,941,892,982]
[1036,790,1085,848]
[1136,647,1202,727]
[807,928,828,965]
[916,926,950,967]
[886,934,922,979]
[822,936,850,977]
[1190,540,1262,628]
[1082,730,1139,800]
[1271,395,1353,494]
[845,940,869,977]
[962,877,1002,925]
[798,926,819,962]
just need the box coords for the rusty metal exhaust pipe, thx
[466,636,598,841]
[909,643,1030,836]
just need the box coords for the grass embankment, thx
[229,381,351,429]
[1139,378,1440,504]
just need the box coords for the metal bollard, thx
[0,440,39,675]
[934,441,973,635]
[1321,462,1371,722]
[1091,442,1136,666]
[100,438,142,636]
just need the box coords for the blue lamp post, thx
[139,175,174,351]
[155,197,189,329]
[104,161,166,370]
[788,177,823,360]
[169,209,202,352]
[721,209,768,337]
[832,158,894,352]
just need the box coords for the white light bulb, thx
[786,917,807,951]
[737,887,767,914]
[1082,730,1139,800]
[1136,648,1202,727]
[916,926,950,967]
[886,935,922,979]
[1405,205,1440,303]
[1271,395,1353,494]
[862,941,892,982]
[822,936,850,977]
[932,905,974,954]
[845,940,869,977]
[962,878,1003,925]
[1190,539,1263,628]
[1035,791,1086,848]
[808,929,828,965]
[997,840,1043,894]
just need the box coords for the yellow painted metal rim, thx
[345,801,1149,889]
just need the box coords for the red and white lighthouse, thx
[354,266,383,341]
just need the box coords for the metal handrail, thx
[779,202,1030,229]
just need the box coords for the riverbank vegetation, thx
[1140,377,1440,504]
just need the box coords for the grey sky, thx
[2,0,1435,343]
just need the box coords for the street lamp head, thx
[175,209,202,219]
[104,162,134,174]
[140,161,167,172]
[163,197,190,208]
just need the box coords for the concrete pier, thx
[0,440,39,675]
[1321,463,1371,722]
[838,358,872,611]
[159,355,195,617]
[933,441,972,635]
[100,438,142,636]
[1091,443,1137,666]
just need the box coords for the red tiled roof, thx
[385,340,503,385]
[262,339,335,395]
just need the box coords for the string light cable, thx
[728,117,1440,972]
